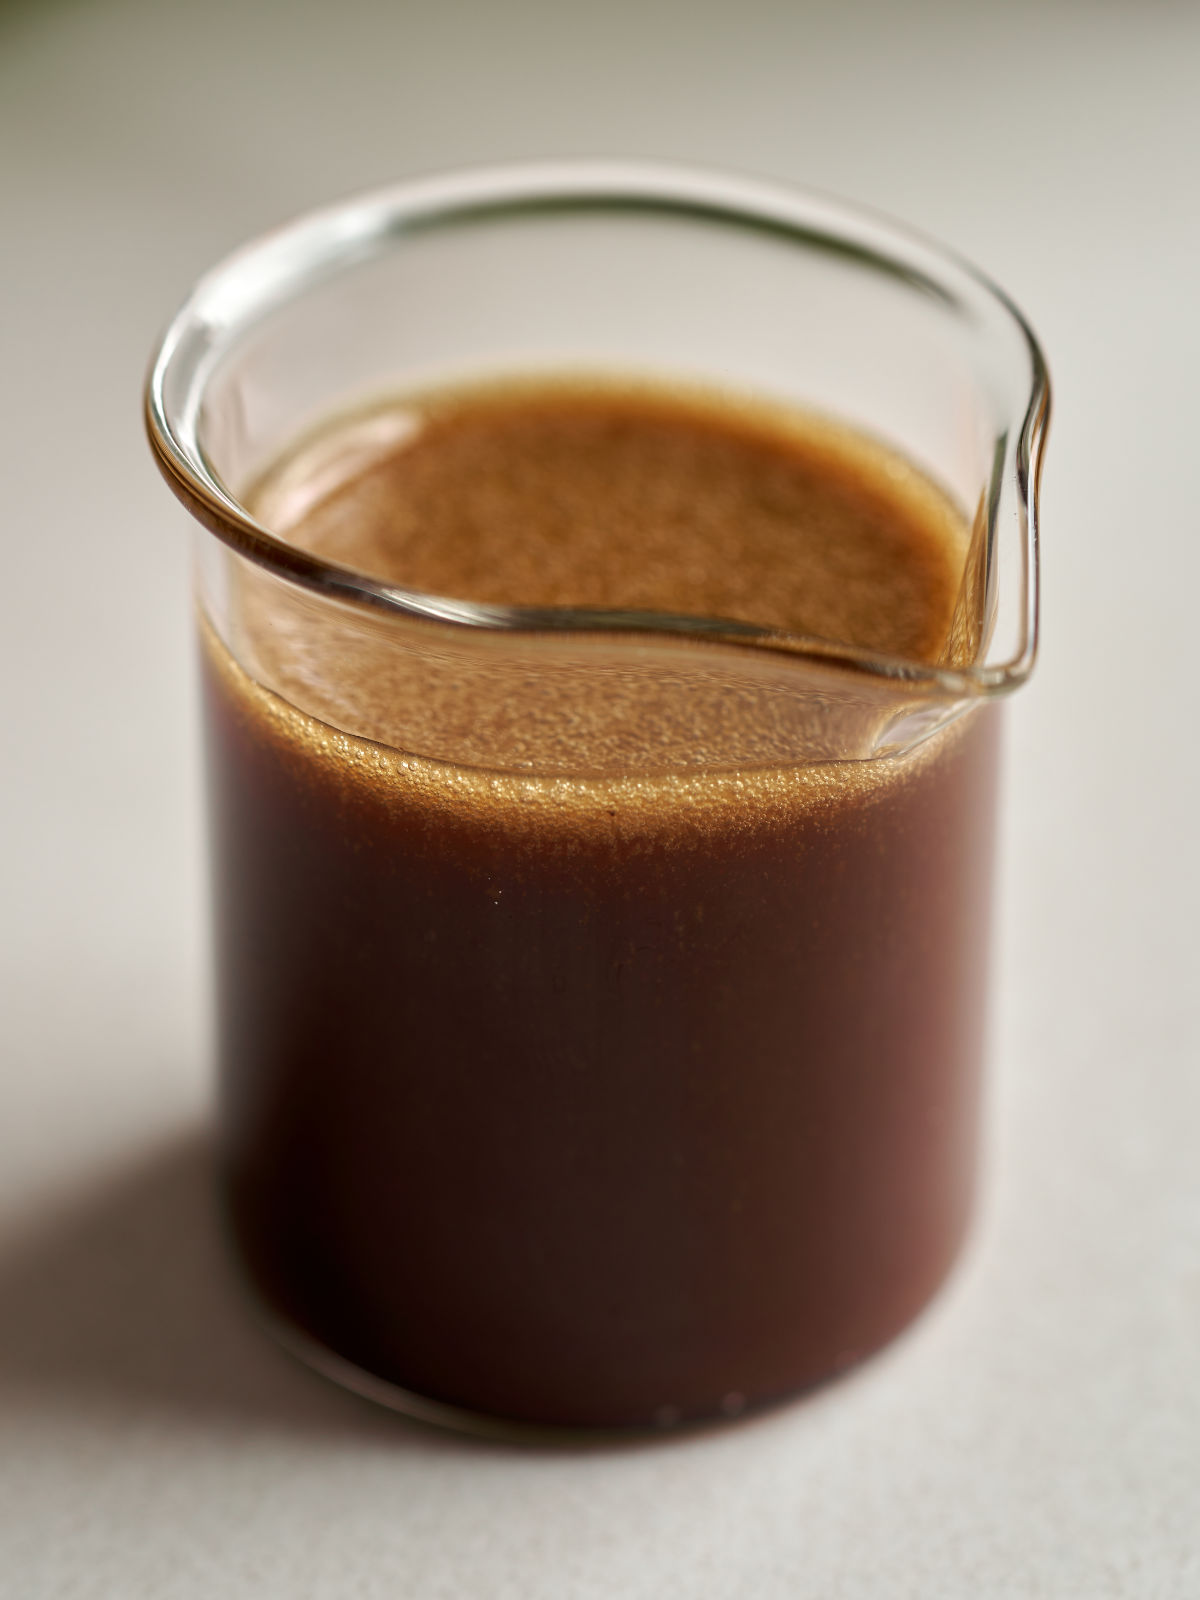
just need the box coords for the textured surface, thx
[2,1,1198,1595]
[252,382,966,658]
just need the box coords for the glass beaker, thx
[146,163,1048,1436]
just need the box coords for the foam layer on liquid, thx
[204,608,978,850]
[251,379,967,659]
[229,379,974,779]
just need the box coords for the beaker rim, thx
[145,159,1048,699]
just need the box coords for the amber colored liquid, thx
[205,381,998,1429]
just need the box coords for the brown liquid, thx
[206,382,998,1429]
[252,380,966,660]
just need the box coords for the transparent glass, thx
[146,162,1048,1437]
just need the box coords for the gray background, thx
[1,1,1197,1595]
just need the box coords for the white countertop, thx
[2,1,1197,1594]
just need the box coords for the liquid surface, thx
[209,379,997,1430]
[251,379,968,662]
